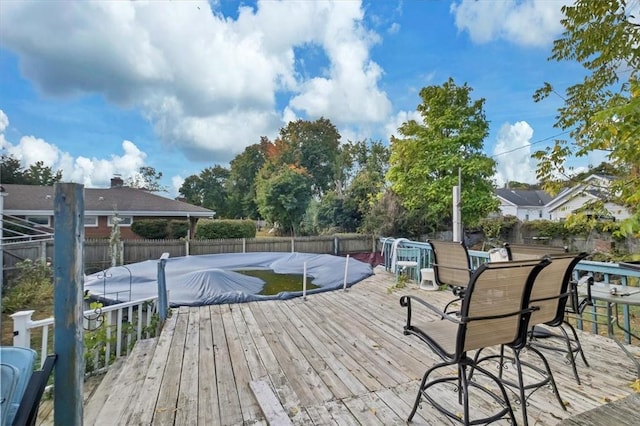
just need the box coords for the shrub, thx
[196,219,256,239]
[1,259,53,314]
[169,220,189,238]
[131,219,169,239]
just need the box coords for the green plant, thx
[1,259,53,314]
[196,219,256,239]
[131,219,170,239]
[387,273,409,293]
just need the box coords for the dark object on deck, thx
[12,354,57,426]
[399,259,550,425]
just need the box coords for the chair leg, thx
[563,320,590,366]
[511,348,530,426]
[408,363,435,422]
[528,345,566,411]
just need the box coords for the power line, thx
[491,130,571,158]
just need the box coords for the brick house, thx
[1,178,214,239]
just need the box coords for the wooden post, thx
[53,183,84,425]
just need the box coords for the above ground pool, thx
[83,252,374,306]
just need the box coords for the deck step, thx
[91,338,158,426]
[82,357,128,425]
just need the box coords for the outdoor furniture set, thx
[398,240,591,425]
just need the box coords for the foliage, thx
[1,259,53,314]
[128,219,190,240]
[387,78,499,233]
[0,155,62,185]
[227,141,267,219]
[195,219,256,239]
[127,166,167,192]
[255,164,312,236]
[521,220,570,240]
[264,118,341,197]
[315,191,359,234]
[359,191,410,237]
[533,0,640,235]
[479,215,519,243]
[179,165,230,217]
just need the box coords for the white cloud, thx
[493,121,537,186]
[450,0,569,47]
[172,175,185,197]
[0,110,8,133]
[0,0,391,162]
[1,110,147,187]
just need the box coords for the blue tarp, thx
[84,252,374,306]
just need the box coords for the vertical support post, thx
[333,237,339,256]
[0,186,6,294]
[453,185,461,242]
[302,262,307,300]
[53,183,84,426]
[243,238,246,253]
[40,240,47,261]
[291,238,295,253]
[10,310,35,348]
[157,258,168,322]
[343,255,350,291]
[185,238,190,256]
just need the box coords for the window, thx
[26,216,51,227]
[539,211,543,218]
[84,216,98,227]
[108,215,132,226]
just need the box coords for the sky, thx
[0,0,609,197]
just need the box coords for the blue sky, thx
[0,0,604,197]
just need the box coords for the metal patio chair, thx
[394,247,421,283]
[474,253,587,425]
[399,258,550,425]
[427,239,473,313]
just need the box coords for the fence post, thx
[157,258,168,323]
[10,310,35,347]
[53,182,85,426]
[334,237,339,256]
[343,255,350,291]
[185,238,190,256]
[40,240,47,261]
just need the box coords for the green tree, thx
[1,156,62,185]
[387,78,498,233]
[127,166,167,192]
[178,165,230,217]
[533,0,639,234]
[273,118,341,196]
[227,141,267,219]
[255,165,312,235]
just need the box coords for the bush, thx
[131,219,190,239]
[131,219,169,239]
[196,219,256,239]
[1,259,53,314]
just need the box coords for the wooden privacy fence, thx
[3,235,377,273]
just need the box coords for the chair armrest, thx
[399,295,461,331]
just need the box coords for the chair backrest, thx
[0,346,37,426]
[528,253,588,327]
[504,243,568,261]
[428,240,472,288]
[460,259,550,353]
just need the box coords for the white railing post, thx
[10,310,35,347]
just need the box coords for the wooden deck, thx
[43,267,640,425]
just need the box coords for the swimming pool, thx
[83,252,374,306]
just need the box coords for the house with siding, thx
[2,177,214,239]
[495,188,552,221]
[545,174,632,221]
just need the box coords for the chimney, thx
[110,176,124,188]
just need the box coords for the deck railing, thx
[379,237,640,343]
[10,296,159,374]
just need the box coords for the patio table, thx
[578,282,640,378]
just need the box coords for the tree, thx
[533,0,640,234]
[271,118,341,197]
[127,166,167,192]
[387,78,498,233]
[255,165,312,235]
[178,165,230,217]
[227,141,267,219]
[1,155,62,185]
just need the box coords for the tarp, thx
[84,252,374,306]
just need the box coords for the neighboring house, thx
[495,189,552,221]
[2,177,214,240]
[545,174,632,222]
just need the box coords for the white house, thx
[495,189,552,221]
[545,174,632,221]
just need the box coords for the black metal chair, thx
[474,253,587,425]
[12,354,57,426]
[400,258,550,425]
[495,243,592,384]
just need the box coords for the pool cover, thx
[84,252,374,306]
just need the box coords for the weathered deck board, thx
[72,266,640,425]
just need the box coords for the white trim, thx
[84,215,98,227]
